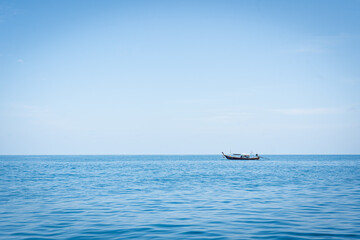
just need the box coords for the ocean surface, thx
[1,155,360,240]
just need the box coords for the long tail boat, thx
[222,152,260,160]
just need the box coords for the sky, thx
[0,0,359,154]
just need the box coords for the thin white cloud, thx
[0,4,21,23]
[270,107,344,116]
[203,112,252,123]
[9,103,71,129]
[294,46,323,53]
[293,33,353,54]
[17,58,24,63]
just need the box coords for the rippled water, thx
[1,155,360,239]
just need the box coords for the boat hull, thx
[224,155,260,160]
[222,152,260,160]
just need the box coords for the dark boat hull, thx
[222,152,260,160]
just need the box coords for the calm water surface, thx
[1,155,360,239]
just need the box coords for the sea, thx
[0,155,359,240]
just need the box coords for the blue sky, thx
[0,0,359,154]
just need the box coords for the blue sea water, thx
[0,155,360,240]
